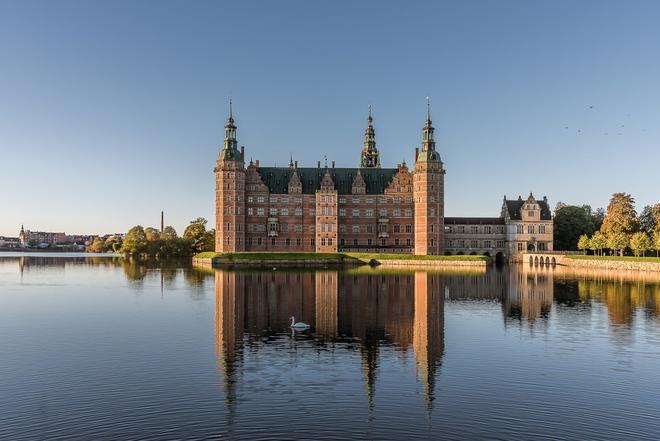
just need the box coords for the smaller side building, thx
[444,193,553,262]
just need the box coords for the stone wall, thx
[563,258,660,272]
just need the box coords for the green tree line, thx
[557,193,660,257]
[86,217,215,257]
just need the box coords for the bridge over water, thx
[521,251,581,266]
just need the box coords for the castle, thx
[214,102,552,260]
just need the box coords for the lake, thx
[1,253,660,440]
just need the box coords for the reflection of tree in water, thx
[503,268,553,326]
[122,258,148,283]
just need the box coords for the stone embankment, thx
[564,258,660,272]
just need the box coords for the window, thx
[281,224,288,233]
[257,196,265,203]
[366,209,374,217]
[379,208,387,217]
[281,197,288,204]
[270,196,277,203]
[309,225,315,233]
[257,237,262,246]
[327,238,333,246]
[285,238,291,247]
[257,208,265,216]
[353,239,358,246]
[271,237,276,246]
[352,209,360,217]
[471,226,478,234]
[528,225,534,234]
[247,207,253,216]
[394,225,400,233]
[352,197,360,204]
[405,224,413,233]
[327,223,333,232]
[352,225,360,233]
[270,208,277,216]
[430,208,435,217]
[516,225,524,234]
[340,238,345,246]
[295,207,302,216]
[393,208,401,217]
[394,197,401,204]
[405,208,412,217]
[311,238,315,246]
[295,224,303,233]
[296,238,302,246]
[458,226,465,233]
[518,242,524,251]
[247,196,253,203]
[367,239,372,246]
[395,239,400,245]
[539,225,546,234]
[528,211,534,217]
[484,240,492,248]
[406,238,411,246]
[339,225,346,233]
[539,242,547,251]
[496,240,505,248]
[366,198,374,204]
[281,208,289,216]
[321,238,326,246]
[484,226,492,234]
[339,197,346,204]
[366,225,374,233]
[309,208,315,216]
[380,238,386,246]
[471,240,479,248]
[430,224,434,233]
[339,208,346,216]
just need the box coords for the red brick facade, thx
[214,106,445,255]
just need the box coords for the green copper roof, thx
[256,167,399,194]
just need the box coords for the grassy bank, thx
[195,251,488,264]
[566,255,660,263]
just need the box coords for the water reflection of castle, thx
[214,270,445,408]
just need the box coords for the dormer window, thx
[528,211,534,217]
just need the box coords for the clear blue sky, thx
[1,0,659,236]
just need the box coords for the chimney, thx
[160,211,164,233]
[240,146,245,159]
[414,147,419,162]
[255,159,260,169]
[294,160,298,169]
[332,160,335,168]
[317,160,321,168]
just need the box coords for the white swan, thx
[289,316,310,329]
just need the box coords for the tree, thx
[600,193,638,237]
[606,231,629,257]
[577,234,590,255]
[653,231,660,258]
[183,218,212,254]
[590,231,607,256]
[638,204,660,236]
[554,205,597,250]
[592,207,606,231]
[159,225,189,256]
[121,225,148,256]
[630,232,651,257]
[105,236,123,253]
[144,227,161,242]
[87,237,105,253]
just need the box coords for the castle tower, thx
[215,100,246,252]
[360,105,380,168]
[315,168,338,252]
[413,99,445,255]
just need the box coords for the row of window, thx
[515,224,549,234]
[244,195,427,205]
[245,223,417,234]
[447,239,506,249]
[446,225,506,234]
[230,237,416,248]
[245,207,420,218]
